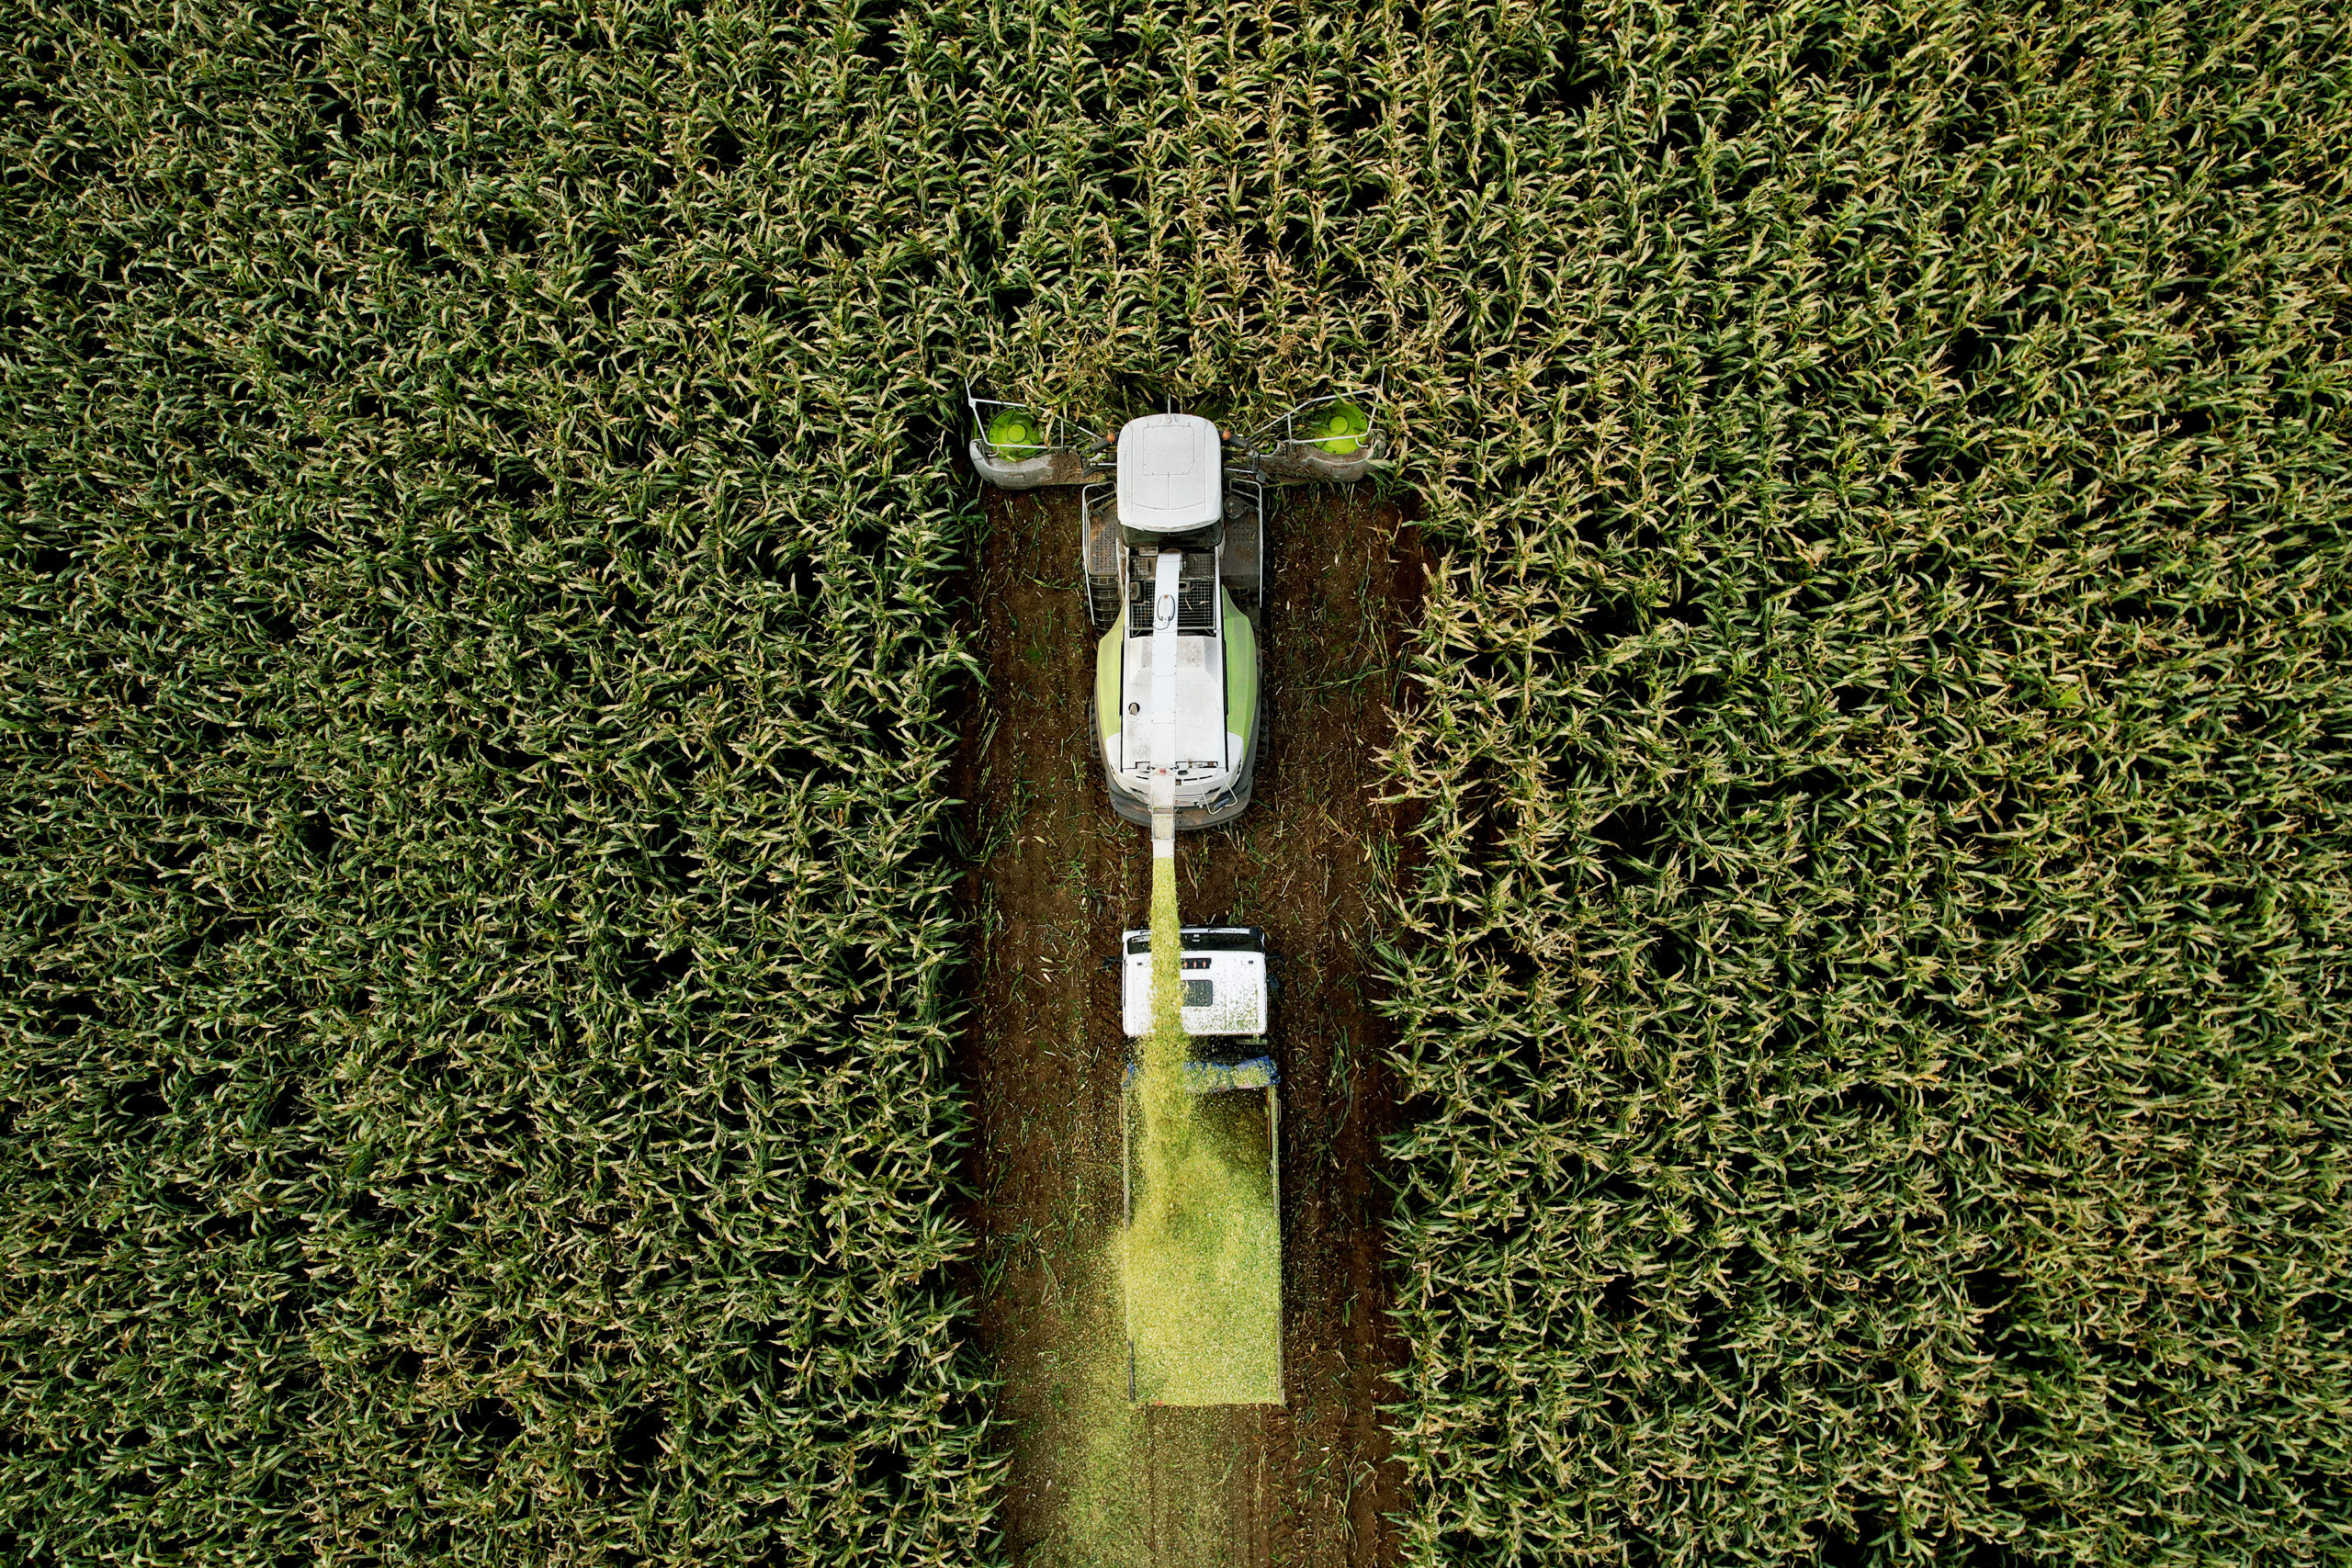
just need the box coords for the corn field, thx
[4,0,2349,1563]
[1366,6,2352,1564]
[0,4,991,1562]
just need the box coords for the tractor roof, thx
[1116,413,1222,534]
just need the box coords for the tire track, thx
[954,480,1420,1566]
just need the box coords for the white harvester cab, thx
[1114,412,1222,531]
[1091,413,1261,831]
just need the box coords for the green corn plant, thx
[6,0,2352,1564]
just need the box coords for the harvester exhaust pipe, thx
[1148,548,1183,854]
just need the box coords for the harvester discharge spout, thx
[1148,547,1183,856]
[1149,779,1177,855]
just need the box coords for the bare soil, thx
[952,479,1421,1567]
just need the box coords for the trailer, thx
[1116,926,1283,1406]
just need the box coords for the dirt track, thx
[953,479,1419,1567]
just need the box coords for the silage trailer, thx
[1115,925,1283,1406]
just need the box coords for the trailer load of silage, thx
[1125,855,1282,1405]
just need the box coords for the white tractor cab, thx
[1116,924,1272,1047]
[965,387,1384,834]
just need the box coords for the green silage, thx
[1125,852,1282,1407]
[1125,1094,1282,1406]
[1139,854,1190,1167]
[1035,849,1278,1565]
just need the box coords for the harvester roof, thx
[1115,412,1222,534]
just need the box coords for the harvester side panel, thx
[1080,485,1123,631]
[1220,474,1266,612]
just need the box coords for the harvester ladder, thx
[1089,571,1124,630]
[1221,470,1266,613]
